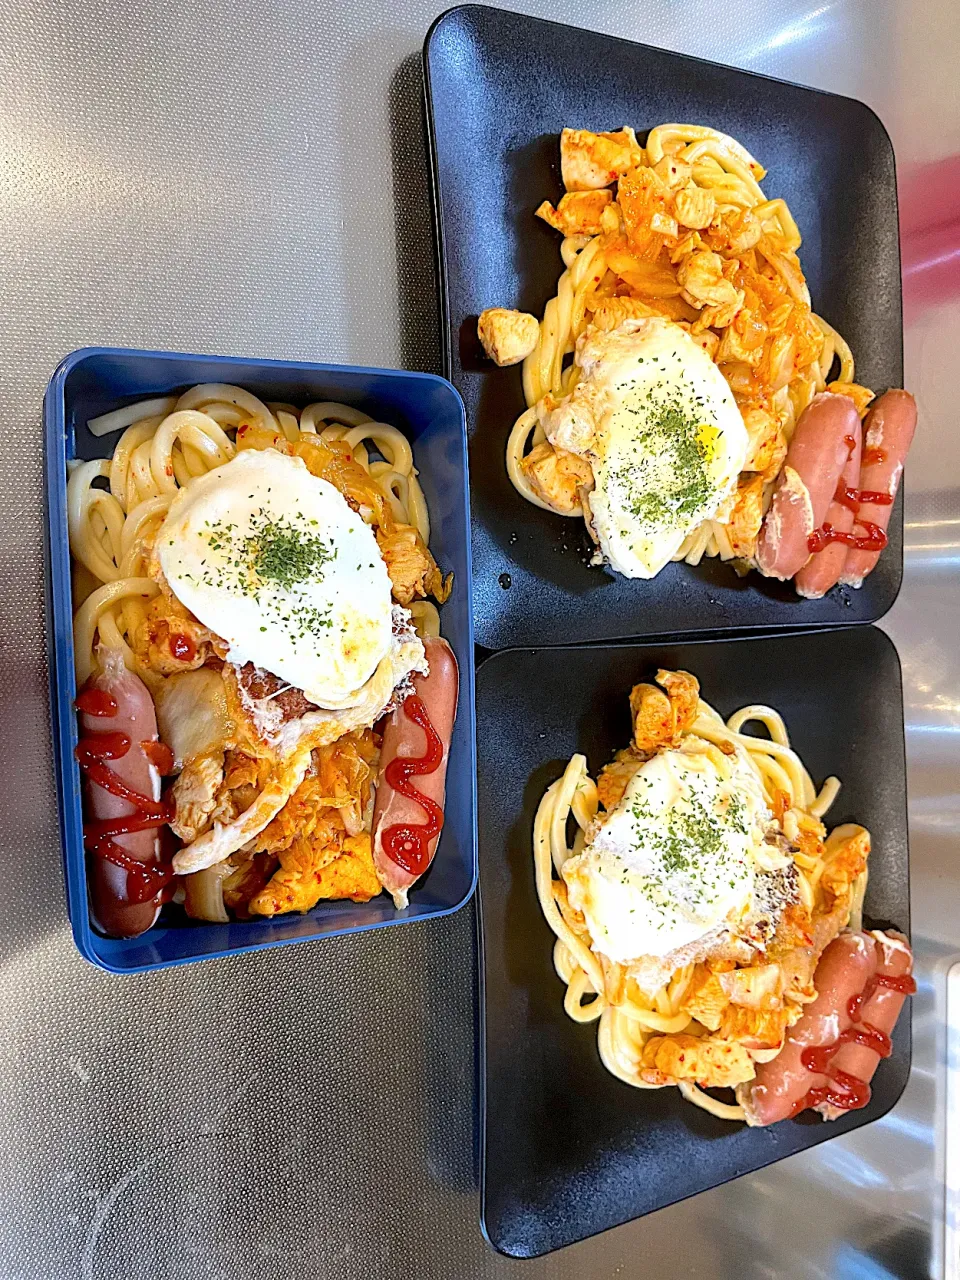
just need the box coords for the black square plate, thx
[476,627,910,1257]
[424,4,904,649]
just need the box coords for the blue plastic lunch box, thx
[44,347,477,973]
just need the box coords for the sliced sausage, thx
[78,648,167,939]
[838,390,918,588]
[794,419,862,598]
[737,930,913,1126]
[756,394,860,581]
[372,636,459,909]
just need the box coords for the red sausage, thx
[817,931,913,1119]
[738,931,913,1126]
[79,649,165,939]
[756,394,860,581]
[794,419,862,598]
[372,635,459,909]
[838,390,918,588]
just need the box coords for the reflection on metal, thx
[946,965,960,1280]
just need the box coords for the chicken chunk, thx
[520,441,594,513]
[655,669,700,733]
[719,1003,791,1052]
[673,182,716,230]
[376,523,451,604]
[170,751,225,843]
[681,966,730,1032]
[535,190,612,236]
[640,1033,755,1089]
[312,833,382,904]
[247,814,346,916]
[560,127,643,191]
[629,669,700,756]
[724,472,765,559]
[477,308,539,366]
[678,249,744,316]
[704,208,762,257]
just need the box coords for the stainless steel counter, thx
[1,1,957,1276]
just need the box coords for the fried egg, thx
[540,317,748,577]
[157,449,394,710]
[562,746,771,963]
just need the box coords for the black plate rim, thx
[422,3,906,647]
[476,626,911,1258]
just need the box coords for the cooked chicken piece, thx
[640,1033,755,1088]
[719,1003,791,1051]
[629,682,674,754]
[692,296,745,334]
[560,127,643,191]
[477,308,539,366]
[826,381,875,418]
[717,963,783,1009]
[629,668,700,755]
[376,523,451,604]
[650,155,692,189]
[596,746,646,811]
[312,833,382,904]
[520,441,594,513]
[704,208,762,257]
[616,166,676,260]
[656,669,700,733]
[170,751,225,843]
[673,182,716,230]
[248,812,346,915]
[740,405,786,477]
[681,966,730,1032]
[724,473,765,559]
[678,250,744,317]
[535,190,612,236]
[669,228,702,264]
[716,307,768,367]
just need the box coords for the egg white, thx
[157,449,394,710]
[540,317,748,577]
[562,746,771,964]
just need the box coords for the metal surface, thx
[0,0,956,1276]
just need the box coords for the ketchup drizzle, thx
[380,694,445,877]
[169,632,197,662]
[792,956,916,1117]
[75,689,174,905]
[806,434,895,556]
